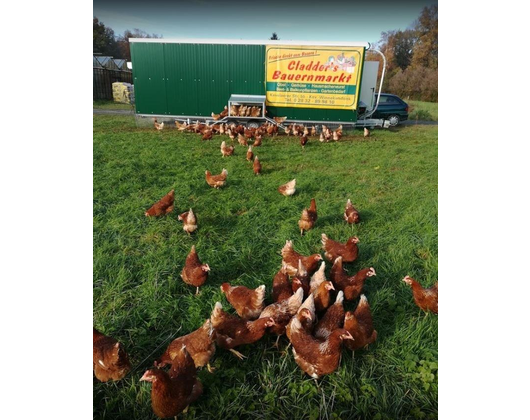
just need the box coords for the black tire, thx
[386,114,400,127]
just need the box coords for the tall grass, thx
[407,101,438,122]
[94,115,438,419]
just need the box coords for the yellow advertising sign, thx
[265,45,365,110]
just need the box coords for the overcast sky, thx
[94,0,437,45]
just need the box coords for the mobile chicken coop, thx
[130,38,389,129]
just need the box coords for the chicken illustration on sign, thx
[265,45,364,110]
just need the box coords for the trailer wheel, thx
[247,120,260,129]
[386,115,400,127]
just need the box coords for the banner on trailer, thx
[265,45,365,110]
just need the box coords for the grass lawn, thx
[93,115,438,420]
[93,100,135,110]
[407,101,438,122]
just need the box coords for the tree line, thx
[93,17,161,61]
[367,4,437,102]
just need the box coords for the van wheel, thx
[387,115,400,127]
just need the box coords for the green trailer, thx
[130,38,388,129]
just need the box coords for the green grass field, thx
[407,101,438,122]
[93,115,438,420]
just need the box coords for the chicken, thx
[259,288,304,336]
[314,291,345,340]
[219,123,226,134]
[297,293,316,324]
[238,133,248,146]
[303,126,309,137]
[145,190,175,217]
[284,125,292,136]
[205,169,228,189]
[246,146,254,161]
[332,130,340,141]
[300,135,308,148]
[287,317,353,379]
[220,141,234,157]
[344,199,360,224]
[281,239,323,276]
[312,281,335,313]
[278,179,296,196]
[141,346,203,419]
[177,208,197,235]
[211,111,221,120]
[253,156,262,175]
[250,106,261,117]
[175,120,188,131]
[220,106,228,118]
[343,294,377,351]
[291,259,310,297]
[286,307,314,341]
[311,126,316,136]
[220,283,266,320]
[298,198,317,235]
[180,245,210,294]
[253,135,262,147]
[321,234,360,263]
[227,128,236,141]
[154,320,215,372]
[154,118,164,131]
[272,264,292,302]
[309,262,326,294]
[274,116,287,124]
[202,130,213,141]
[93,328,131,382]
[319,132,325,142]
[230,105,240,116]
[364,127,370,137]
[244,128,254,139]
[210,302,275,359]
[330,257,376,301]
[402,276,438,314]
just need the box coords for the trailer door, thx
[360,61,379,110]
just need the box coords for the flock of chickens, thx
[94,108,438,419]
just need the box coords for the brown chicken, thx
[205,169,228,189]
[309,262,327,294]
[310,126,316,136]
[314,291,345,340]
[286,307,314,341]
[153,118,164,131]
[246,146,254,161]
[244,128,254,139]
[278,179,296,196]
[202,130,213,141]
[220,283,266,320]
[288,317,353,379]
[319,132,325,142]
[402,276,438,314]
[272,264,292,303]
[313,281,335,312]
[321,234,360,263]
[180,245,210,294]
[259,288,304,337]
[330,257,376,301]
[253,156,262,175]
[93,327,131,382]
[141,346,203,419]
[175,120,188,131]
[145,190,175,217]
[274,116,287,124]
[299,198,318,235]
[154,319,216,372]
[344,294,377,351]
[210,302,275,359]
[291,259,310,297]
[177,208,197,235]
[238,133,248,146]
[221,141,235,157]
[281,239,323,276]
[252,135,261,147]
[300,135,308,148]
[344,199,360,224]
